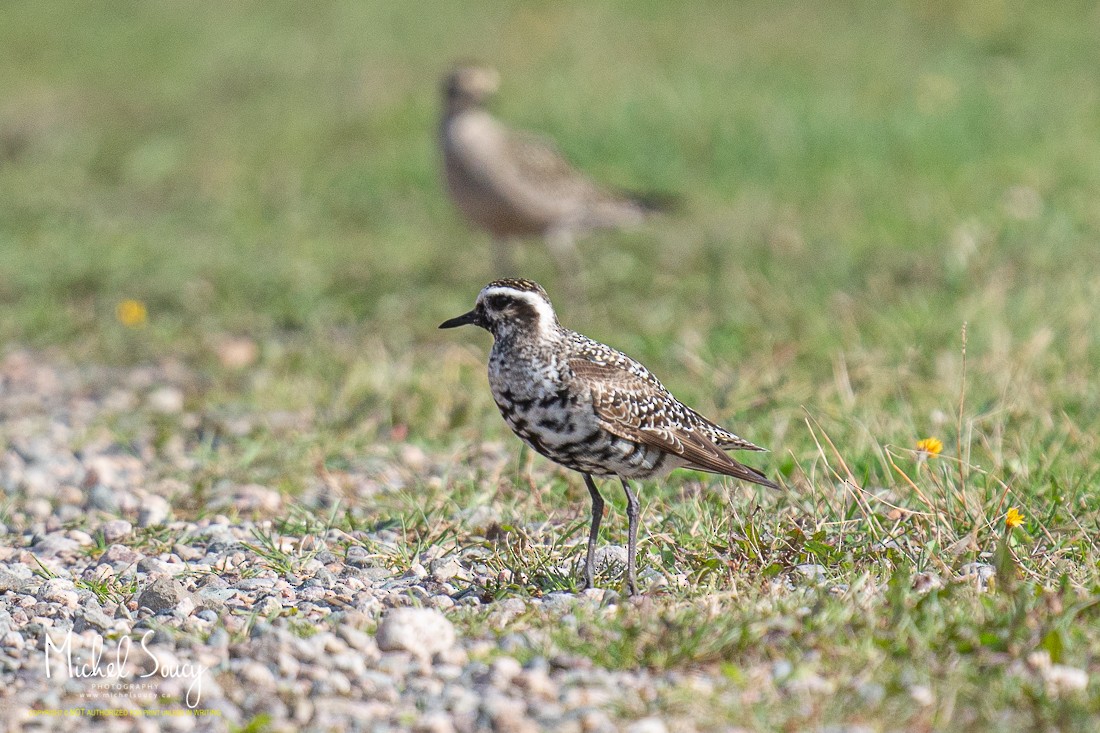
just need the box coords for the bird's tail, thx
[586,189,681,230]
[626,189,682,215]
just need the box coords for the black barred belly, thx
[496,398,672,479]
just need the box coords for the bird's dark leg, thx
[620,478,640,596]
[581,473,604,590]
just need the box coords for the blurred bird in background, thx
[439,63,670,276]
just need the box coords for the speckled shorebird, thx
[440,279,779,595]
[440,64,665,274]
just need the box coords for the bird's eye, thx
[486,295,510,310]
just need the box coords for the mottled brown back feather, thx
[569,359,779,489]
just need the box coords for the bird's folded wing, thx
[569,359,778,488]
[504,130,609,200]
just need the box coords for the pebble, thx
[490,656,523,689]
[912,572,943,593]
[430,555,466,582]
[593,545,628,574]
[0,567,30,593]
[375,608,456,661]
[481,691,538,733]
[39,578,79,608]
[489,597,527,627]
[626,719,669,733]
[74,604,117,633]
[792,563,827,585]
[139,495,172,527]
[100,543,144,568]
[515,665,558,701]
[1043,664,1089,695]
[99,518,133,543]
[345,545,374,568]
[414,711,456,733]
[231,483,283,513]
[137,576,192,613]
[147,386,185,414]
[86,482,120,512]
[30,533,78,557]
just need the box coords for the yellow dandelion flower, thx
[916,437,943,456]
[1005,507,1025,529]
[116,299,148,328]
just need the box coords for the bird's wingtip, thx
[628,190,683,215]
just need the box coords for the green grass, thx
[3,0,1100,729]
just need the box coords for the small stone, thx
[197,587,235,611]
[137,557,171,575]
[137,576,191,613]
[337,625,379,656]
[910,685,934,706]
[138,495,171,527]
[375,608,456,661]
[345,545,374,568]
[239,660,277,687]
[100,519,133,543]
[173,543,202,562]
[74,605,116,633]
[216,336,259,369]
[626,718,669,733]
[1044,665,1089,695]
[174,596,197,617]
[405,562,429,579]
[489,597,527,627]
[86,483,120,512]
[39,578,79,607]
[593,545,627,574]
[792,564,827,585]
[429,595,456,611]
[912,572,943,593]
[25,498,52,519]
[232,484,282,514]
[430,556,466,582]
[490,656,523,689]
[0,567,31,593]
[233,577,276,592]
[100,544,144,568]
[414,711,455,733]
[515,665,557,701]
[541,591,575,607]
[482,691,538,733]
[147,386,185,414]
[577,709,615,733]
[2,631,25,650]
[67,530,94,546]
[31,534,78,557]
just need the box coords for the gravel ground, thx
[0,350,710,733]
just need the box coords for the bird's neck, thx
[492,321,563,352]
[443,100,489,119]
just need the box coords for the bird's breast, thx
[487,350,598,449]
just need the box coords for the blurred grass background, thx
[2,0,1099,457]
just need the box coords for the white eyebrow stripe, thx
[478,286,558,337]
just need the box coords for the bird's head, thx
[439,279,559,341]
[442,64,501,112]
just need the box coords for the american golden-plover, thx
[440,64,665,274]
[440,279,778,595]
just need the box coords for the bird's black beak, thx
[439,309,480,329]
